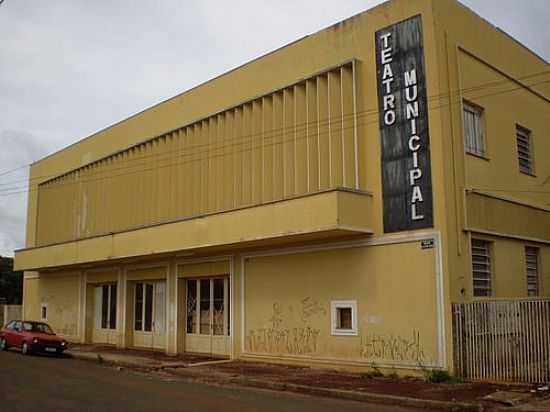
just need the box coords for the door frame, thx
[92,283,118,345]
[184,276,230,355]
[125,262,170,352]
[176,256,234,358]
[132,280,167,350]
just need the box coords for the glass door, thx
[134,281,166,349]
[185,277,230,356]
[92,284,118,345]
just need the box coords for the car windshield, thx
[23,322,54,335]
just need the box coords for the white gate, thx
[453,299,550,383]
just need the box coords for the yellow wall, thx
[22,277,40,321]
[15,0,550,375]
[22,0,446,250]
[459,51,550,206]
[15,190,372,271]
[430,0,550,301]
[464,233,550,299]
[243,241,443,369]
[27,272,81,339]
[35,63,359,246]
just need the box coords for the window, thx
[525,247,540,296]
[40,304,48,321]
[471,239,492,297]
[134,282,165,333]
[463,101,485,156]
[134,283,143,331]
[186,280,197,334]
[516,126,534,175]
[95,284,116,330]
[200,279,211,335]
[331,300,358,336]
[186,278,230,337]
[5,320,16,330]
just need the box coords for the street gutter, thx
[67,350,481,412]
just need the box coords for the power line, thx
[1,68,549,189]
[0,164,28,178]
[1,76,549,196]
[0,74,549,197]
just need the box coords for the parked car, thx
[0,320,68,355]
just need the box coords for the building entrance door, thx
[185,277,230,356]
[92,284,118,345]
[133,281,166,350]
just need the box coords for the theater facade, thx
[15,0,550,374]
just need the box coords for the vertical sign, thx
[375,15,433,233]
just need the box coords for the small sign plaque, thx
[421,239,434,249]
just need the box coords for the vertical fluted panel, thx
[36,61,357,245]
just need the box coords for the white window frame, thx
[40,303,48,321]
[331,300,358,336]
[463,101,486,157]
[185,277,230,337]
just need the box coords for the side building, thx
[14,0,550,375]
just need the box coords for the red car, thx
[0,320,68,355]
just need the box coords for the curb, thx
[168,369,481,411]
[67,351,160,370]
[234,377,481,411]
[67,352,482,412]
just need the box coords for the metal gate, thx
[453,299,550,383]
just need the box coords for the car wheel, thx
[0,338,7,351]
[21,342,31,355]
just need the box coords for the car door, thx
[11,321,23,347]
[2,321,16,345]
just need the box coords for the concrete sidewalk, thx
[67,344,224,369]
[66,345,547,412]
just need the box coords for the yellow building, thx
[14,0,550,376]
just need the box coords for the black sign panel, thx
[375,15,433,233]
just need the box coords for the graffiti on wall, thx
[359,329,426,363]
[300,297,326,322]
[246,299,326,355]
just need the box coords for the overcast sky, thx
[0,0,548,257]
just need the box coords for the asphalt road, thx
[0,349,430,412]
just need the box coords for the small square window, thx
[337,307,352,329]
[40,304,48,321]
[331,300,358,336]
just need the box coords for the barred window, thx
[472,239,492,297]
[525,247,539,297]
[463,101,485,156]
[516,126,533,175]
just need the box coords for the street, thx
[0,350,432,412]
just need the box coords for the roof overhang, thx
[15,189,373,271]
